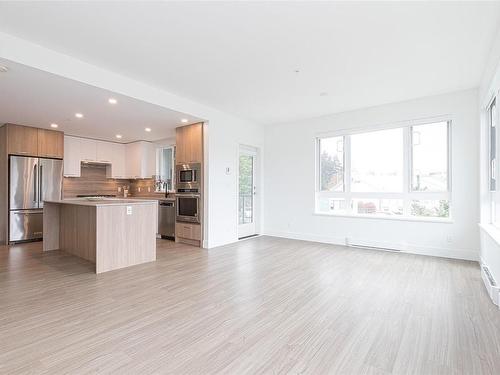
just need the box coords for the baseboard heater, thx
[345,239,401,253]
[481,264,500,307]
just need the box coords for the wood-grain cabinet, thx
[5,124,63,159]
[38,129,64,159]
[175,223,201,241]
[175,123,204,246]
[64,136,153,179]
[175,123,203,164]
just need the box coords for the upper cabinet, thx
[108,142,127,179]
[63,136,152,179]
[176,123,203,164]
[125,141,155,179]
[38,128,64,159]
[63,136,82,177]
[6,124,40,157]
[5,124,63,159]
[80,138,97,162]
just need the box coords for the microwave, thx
[176,163,201,188]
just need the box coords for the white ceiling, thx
[0,59,202,143]
[0,2,499,125]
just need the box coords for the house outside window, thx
[316,120,451,220]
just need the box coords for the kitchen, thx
[0,61,206,272]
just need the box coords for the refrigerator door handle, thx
[39,164,43,204]
[33,164,37,203]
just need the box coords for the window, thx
[490,98,497,192]
[488,98,500,226]
[316,120,451,219]
[319,136,344,191]
[155,146,175,192]
[411,122,448,192]
[351,128,403,192]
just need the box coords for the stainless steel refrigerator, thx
[9,156,63,242]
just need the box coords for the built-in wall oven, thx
[176,163,201,190]
[176,193,200,223]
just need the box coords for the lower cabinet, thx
[175,222,201,244]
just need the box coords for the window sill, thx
[479,223,500,246]
[313,212,454,224]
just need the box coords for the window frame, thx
[155,145,175,192]
[317,135,345,193]
[488,97,500,226]
[489,97,497,193]
[315,119,452,220]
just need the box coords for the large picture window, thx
[351,128,403,192]
[316,120,451,219]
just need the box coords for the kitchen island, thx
[43,198,158,273]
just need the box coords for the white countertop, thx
[45,198,158,207]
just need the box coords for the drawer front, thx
[175,223,201,240]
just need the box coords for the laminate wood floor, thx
[0,236,499,374]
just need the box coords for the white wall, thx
[264,89,480,260]
[0,32,265,249]
[478,26,500,283]
[205,117,264,248]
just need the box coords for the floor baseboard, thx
[264,230,479,262]
[481,262,500,307]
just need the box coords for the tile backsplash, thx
[63,163,167,198]
[63,164,130,198]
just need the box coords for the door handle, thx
[39,165,43,203]
[33,164,37,202]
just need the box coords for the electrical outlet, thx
[126,206,132,215]
[148,186,151,192]
[138,187,141,192]
[446,236,453,243]
[117,186,122,193]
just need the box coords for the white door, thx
[238,147,257,238]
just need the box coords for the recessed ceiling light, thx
[145,127,151,132]
[181,119,188,123]
[75,113,84,118]
[108,98,117,104]
[0,65,8,73]
[116,134,122,139]
[50,123,58,128]
[320,92,328,97]
[294,69,300,73]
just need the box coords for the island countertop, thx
[43,199,157,273]
[44,198,158,207]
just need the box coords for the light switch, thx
[127,206,132,215]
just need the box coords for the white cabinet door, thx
[146,142,156,178]
[96,140,114,163]
[110,143,126,179]
[125,142,141,179]
[80,138,97,162]
[63,136,81,177]
[125,141,155,179]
